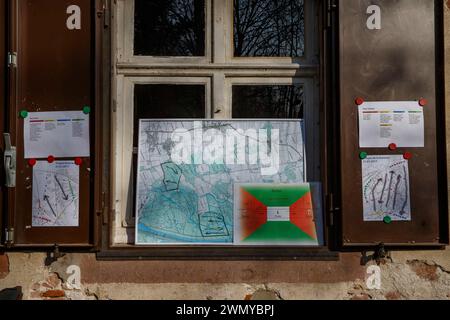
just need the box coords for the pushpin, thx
[359,152,368,160]
[403,152,413,160]
[388,143,397,151]
[28,159,37,167]
[83,106,91,115]
[418,98,427,107]
[47,155,55,163]
[75,158,83,166]
[383,216,392,224]
[19,110,29,119]
[355,97,365,106]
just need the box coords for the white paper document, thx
[358,101,424,148]
[24,111,90,159]
[362,155,411,222]
[32,161,80,227]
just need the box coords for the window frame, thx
[227,77,320,181]
[113,76,212,230]
[116,0,212,64]
[229,0,318,65]
[101,0,339,259]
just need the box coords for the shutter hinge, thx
[327,193,339,227]
[326,0,337,28]
[97,2,110,28]
[5,228,14,246]
[7,52,17,68]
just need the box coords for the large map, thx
[135,120,305,244]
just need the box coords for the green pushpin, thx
[83,106,91,115]
[383,216,392,224]
[19,110,29,119]
[359,152,368,160]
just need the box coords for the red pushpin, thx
[403,152,413,160]
[75,158,83,166]
[28,159,37,167]
[355,97,365,106]
[388,143,397,151]
[418,98,427,107]
[47,155,55,163]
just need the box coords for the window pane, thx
[134,0,206,56]
[234,0,305,57]
[134,84,206,120]
[232,85,304,118]
[131,84,205,219]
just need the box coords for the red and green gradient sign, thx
[234,184,321,245]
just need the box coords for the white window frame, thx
[116,0,212,64]
[111,0,320,245]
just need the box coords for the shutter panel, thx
[6,0,99,246]
[339,0,448,246]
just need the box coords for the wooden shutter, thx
[5,0,102,247]
[0,0,5,246]
[339,0,448,247]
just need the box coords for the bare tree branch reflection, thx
[134,0,205,56]
[233,85,304,119]
[234,0,305,57]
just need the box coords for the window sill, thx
[96,246,339,261]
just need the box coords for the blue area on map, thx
[138,180,232,243]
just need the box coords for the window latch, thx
[3,133,17,188]
[7,52,17,68]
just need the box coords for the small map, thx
[362,155,411,221]
[234,183,323,246]
[32,161,80,227]
[136,120,305,245]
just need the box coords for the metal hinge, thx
[96,192,109,225]
[327,193,339,227]
[5,228,14,246]
[326,0,337,28]
[7,52,17,68]
[97,2,110,28]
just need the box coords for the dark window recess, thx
[134,0,206,56]
[232,85,304,119]
[130,84,206,219]
[234,0,305,57]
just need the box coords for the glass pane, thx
[134,84,205,120]
[134,0,206,56]
[234,0,305,57]
[232,85,304,118]
[132,84,205,218]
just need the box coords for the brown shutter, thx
[6,0,99,246]
[339,0,448,247]
[0,0,5,246]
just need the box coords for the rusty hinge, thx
[97,2,110,28]
[7,52,17,68]
[5,228,14,247]
[361,243,392,266]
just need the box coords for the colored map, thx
[234,183,323,245]
[135,120,305,244]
